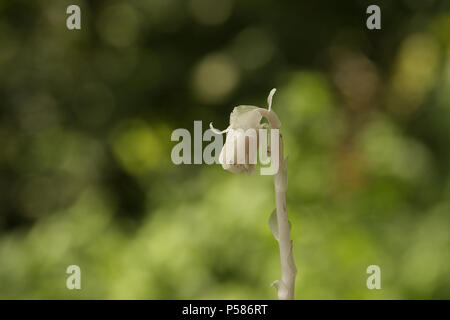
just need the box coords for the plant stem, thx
[273,135,297,300]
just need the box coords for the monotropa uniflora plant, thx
[210,89,297,300]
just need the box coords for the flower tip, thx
[267,88,277,111]
[209,122,229,135]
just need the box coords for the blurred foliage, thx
[0,0,449,299]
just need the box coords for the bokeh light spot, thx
[192,53,239,103]
[230,27,275,70]
[111,120,164,175]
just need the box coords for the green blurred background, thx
[0,0,449,299]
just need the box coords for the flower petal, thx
[267,88,276,111]
[230,106,262,130]
[209,122,230,134]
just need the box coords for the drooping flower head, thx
[210,89,281,175]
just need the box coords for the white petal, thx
[209,122,230,134]
[267,88,276,111]
[230,106,262,130]
[256,108,281,129]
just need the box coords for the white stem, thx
[273,136,297,300]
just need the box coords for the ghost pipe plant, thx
[210,89,297,300]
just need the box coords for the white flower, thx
[210,89,281,175]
